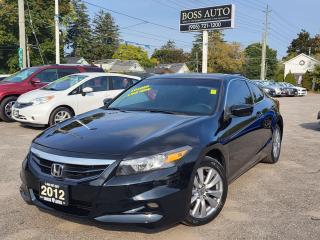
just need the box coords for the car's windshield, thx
[42,74,88,91]
[109,78,221,115]
[3,67,39,83]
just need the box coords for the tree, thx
[274,64,284,82]
[284,72,296,85]
[66,0,92,59]
[0,0,72,72]
[244,43,278,79]
[287,30,312,55]
[112,44,155,68]
[188,34,202,72]
[302,71,313,90]
[91,10,120,60]
[152,41,188,64]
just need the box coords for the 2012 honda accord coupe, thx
[20,74,283,228]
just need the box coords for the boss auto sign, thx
[180,4,235,32]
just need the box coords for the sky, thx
[84,0,320,59]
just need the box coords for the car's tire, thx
[262,124,282,164]
[183,156,228,226]
[49,107,74,126]
[0,96,18,122]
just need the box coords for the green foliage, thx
[244,43,278,79]
[284,72,296,85]
[188,34,202,72]
[113,44,155,68]
[91,10,120,60]
[0,0,72,72]
[66,0,92,59]
[152,41,188,64]
[302,71,313,90]
[286,30,320,57]
[274,64,284,82]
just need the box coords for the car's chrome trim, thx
[30,148,116,166]
[95,213,163,223]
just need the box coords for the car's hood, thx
[34,109,204,158]
[294,86,306,90]
[17,89,63,103]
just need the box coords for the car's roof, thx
[146,73,245,82]
[31,64,100,69]
[71,72,141,79]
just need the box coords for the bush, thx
[302,71,313,90]
[284,72,296,85]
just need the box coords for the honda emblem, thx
[51,163,64,177]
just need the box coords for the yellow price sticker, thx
[210,89,217,95]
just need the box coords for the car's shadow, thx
[37,207,177,234]
[19,124,47,131]
[299,122,320,131]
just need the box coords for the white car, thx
[11,73,140,126]
[0,74,10,81]
[280,82,307,96]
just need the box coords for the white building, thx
[93,59,145,73]
[147,63,190,74]
[284,53,320,84]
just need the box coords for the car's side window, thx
[111,76,136,90]
[33,68,58,82]
[57,68,80,78]
[81,76,109,92]
[249,82,264,103]
[226,80,253,109]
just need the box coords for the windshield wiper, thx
[137,109,179,115]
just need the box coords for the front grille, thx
[15,102,33,109]
[30,153,109,181]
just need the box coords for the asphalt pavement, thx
[0,94,319,240]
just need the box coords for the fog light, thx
[147,202,159,209]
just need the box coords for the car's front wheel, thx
[183,156,228,226]
[0,96,18,122]
[49,107,74,126]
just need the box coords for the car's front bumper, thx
[20,150,193,228]
[12,104,51,125]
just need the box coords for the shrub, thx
[302,71,313,90]
[284,72,296,85]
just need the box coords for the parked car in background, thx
[251,80,277,97]
[278,82,307,96]
[277,82,298,97]
[0,65,104,122]
[20,74,283,227]
[12,73,140,126]
[0,74,10,81]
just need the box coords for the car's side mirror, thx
[103,98,112,106]
[82,87,93,96]
[230,104,253,117]
[30,78,41,85]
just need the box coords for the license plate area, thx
[39,182,69,206]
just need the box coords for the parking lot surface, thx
[0,94,319,240]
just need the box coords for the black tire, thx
[183,156,228,226]
[0,96,18,122]
[49,107,74,126]
[262,124,282,164]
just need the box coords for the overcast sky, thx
[84,0,320,59]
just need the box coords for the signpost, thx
[18,47,23,69]
[180,4,235,73]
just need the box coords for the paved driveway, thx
[0,94,319,240]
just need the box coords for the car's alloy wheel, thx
[0,96,18,122]
[4,100,16,118]
[54,110,72,124]
[49,107,74,126]
[272,127,281,160]
[183,157,227,226]
[190,167,223,219]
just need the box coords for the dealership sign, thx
[180,4,235,32]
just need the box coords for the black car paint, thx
[20,74,283,228]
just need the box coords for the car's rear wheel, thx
[183,156,227,226]
[49,107,74,126]
[0,96,18,122]
[262,125,282,164]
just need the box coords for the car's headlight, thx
[263,88,270,93]
[116,146,192,176]
[32,96,54,105]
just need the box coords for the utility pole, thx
[202,30,208,73]
[260,5,271,80]
[18,0,27,69]
[55,0,60,64]
[26,39,31,67]
[196,52,199,73]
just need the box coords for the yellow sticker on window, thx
[210,89,217,95]
[128,85,151,96]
